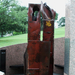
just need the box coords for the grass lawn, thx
[0,27,65,48]
[54,27,65,38]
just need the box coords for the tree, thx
[58,17,65,27]
[0,0,17,37]
[55,13,58,20]
[0,4,7,37]
[10,5,28,33]
[0,0,28,37]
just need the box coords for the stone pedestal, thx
[64,0,75,75]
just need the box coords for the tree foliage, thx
[55,13,58,20]
[58,17,65,27]
[0,0,28,37]
[9,5,28,33]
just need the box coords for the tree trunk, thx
[1,31,3,37]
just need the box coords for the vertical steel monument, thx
[24,2,56,75]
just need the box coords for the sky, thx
[18,0,65,20]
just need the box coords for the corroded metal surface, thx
[41,3,56,75]
[27,41,50,75]
[28,4,41,40]
[24,3,56,75]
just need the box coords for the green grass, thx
[54,27,65,38]
[0,27,65,48]
[0,34,28,48]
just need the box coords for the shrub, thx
[13,31,22,35]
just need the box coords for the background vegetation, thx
[0,0,28,37]
[0,0,65,47]
[0,27,65,47]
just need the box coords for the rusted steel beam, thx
[41,2,56,75]
[27,41,50,75]
[24,3,56,75]
[28,4,41,40]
